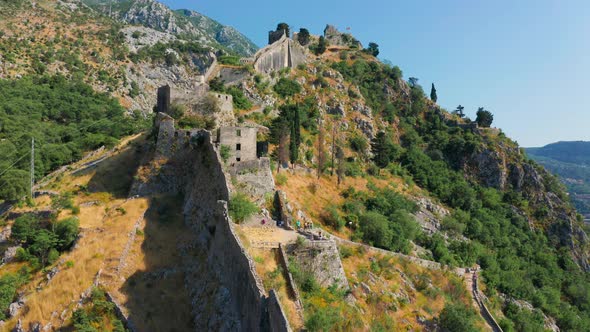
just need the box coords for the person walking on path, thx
[296,220,301,229]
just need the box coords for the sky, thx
[161,0,590,147]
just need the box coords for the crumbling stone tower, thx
[157,85,171,114]
[217,127,258,162]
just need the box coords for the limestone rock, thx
[353,117,374,139]
[465,149,507,189]
[327,103,346,117]
[3,246,20,264]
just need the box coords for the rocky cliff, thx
[83,0,257,56]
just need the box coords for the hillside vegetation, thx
[0,1,589,331]
[0,75,147,201]
[238,26,590,330]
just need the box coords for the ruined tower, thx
[157,85,171,114]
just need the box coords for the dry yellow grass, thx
[340,245,480,331]
[275,170,411,239]
[248,248,303,330]
[107,194,196,332]
[0,135,157,330]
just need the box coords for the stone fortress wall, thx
[134,114,290,331]
[253,31,307,74]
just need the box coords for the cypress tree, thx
[430,83,438,103]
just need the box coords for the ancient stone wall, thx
[267,290,292,332]
[289,239,349,290]
[157,85,170,114]
[219,67,250,86]
[228,158,275,199]
[253,35,307,74]
[213,93,234,117]
[138,118,289,331]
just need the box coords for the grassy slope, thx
[0,134,198,330]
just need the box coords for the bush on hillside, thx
[229,193,258,223]
[273,78,301,98]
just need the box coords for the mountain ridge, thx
[82,0,258,56]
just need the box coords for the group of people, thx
[295,220,314,230]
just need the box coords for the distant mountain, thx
[82,0,258,56]
[527,141,590,218]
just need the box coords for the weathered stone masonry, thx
[136,114,290,331]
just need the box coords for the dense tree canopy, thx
[0,75,148,201]
[476,107,493,127]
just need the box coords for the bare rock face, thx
[122,26,177,53]
[323,25,362,48]
[326,102,346,117]
[3,246,20,264]
[353,117,374,140]
[352,101,372,117]
[464,149,507,189]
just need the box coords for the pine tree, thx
[371,131,393,169]
[298,28,310,45]
[430,83,438,103]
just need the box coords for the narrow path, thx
[470,270,504,332]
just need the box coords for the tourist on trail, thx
[261,219,266,225]
[296,220,301,229]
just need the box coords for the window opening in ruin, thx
[237,129,241,137]
[236,158,241,162]
[236,144,241,151]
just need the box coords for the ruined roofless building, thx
[217,127,257,162]
[157,85,171,114]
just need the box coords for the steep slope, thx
[82,0,258,56]
[228,25,590,331]
[527,141,590,220]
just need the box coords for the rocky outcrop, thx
[87,0,257,56]
[466,149,507,189]
[460,141,590,271]
[323,25,362,48]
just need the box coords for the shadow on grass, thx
[84,138,145,199]
[119,194,196,331]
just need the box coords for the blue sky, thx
[162,0,590,147]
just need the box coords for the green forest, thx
[0,75,148,201]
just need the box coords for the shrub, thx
[218,55,241,66]
[321,204,345,230]
[220,145,231,163]
[273,78,301,98]
[339,245,354,259]
[438,303,478,332]
[275,173,288,186]
[54,217,80,250]
[349,133,368,153]
[229,193,258,223]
